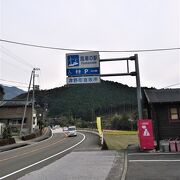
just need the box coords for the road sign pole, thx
[100,54,143,119]
[134,54,143,119]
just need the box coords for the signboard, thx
[66,51,100,69]
[67,67,100,76]
[67,76,100,85]
[66,51,100,84]
[137,119,155,150]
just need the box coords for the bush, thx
[111,114,131,130]
[21,130,42,141]
[2,126,12,139]
[0,138,15,146]
[22,133,36,141]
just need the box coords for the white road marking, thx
[0,132,86,180]
[129,159,180,162]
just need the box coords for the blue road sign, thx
[67,67,100,76]
[67,55,79,67]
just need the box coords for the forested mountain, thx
[35,80,138,121]
[1,85,25,100]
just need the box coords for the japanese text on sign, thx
[67,76,100,85]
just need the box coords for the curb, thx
[0,128,52,152]
[121,150,128,180]
[0,143,28,152]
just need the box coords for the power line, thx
[0,38,180,53]
[162,82,180,89]
[0,57,32,73]
[0,46,34,68]
[0,78,28,85]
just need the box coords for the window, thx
[169,107,180,121]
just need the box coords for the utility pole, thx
[20,70,33,136]
[20,68,40,136]
[31,68,40,133]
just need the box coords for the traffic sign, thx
[67,55,79,67]
[66,51,100,69]
[67,76,100,85]
[67,67,100,76]
[66,51,100,84]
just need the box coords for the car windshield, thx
[68,128,75,131]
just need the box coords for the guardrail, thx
[78,128,104,145]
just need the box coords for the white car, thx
[63,127,68,132]
[67,126,77,137]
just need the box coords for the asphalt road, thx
[126,152,180,180]
[0,131,101,180]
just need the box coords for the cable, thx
[162,82,180,89]
[0,78,28,85]
[0,38,180,53]
[0,57,32,73]
[0,46,34,68]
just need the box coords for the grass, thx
[103,129,138,135]
[103,130,139,150]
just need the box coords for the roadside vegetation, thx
[33,80,138,122]
[103,130,138,150]
[15,80,152,130]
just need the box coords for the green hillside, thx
[35,80,138,121]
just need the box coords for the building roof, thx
[144,88,180,103]
[0,100,32,107]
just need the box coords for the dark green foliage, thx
[22,133,36,141]
[35,80,138,122]
[111,114,137,130]
[0,138,15,146]
[21,131,41,140]
[0,85,4,93]
[2,126,12,139]
[37,119,44,131]
[0,85,4,100]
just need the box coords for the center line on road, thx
[0,132,86,180]
[0,137,67,162]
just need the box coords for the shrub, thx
[22,133,36,141]
[21,130,41,141]
[2,126,12,139]
[0,138,15,146]
[111,114,131,130]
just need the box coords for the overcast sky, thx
[0,0,180,90]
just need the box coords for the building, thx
[0,100,38,135]
[144,89,180,146]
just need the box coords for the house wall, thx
[152,103,180,140]
[0,106,33,132]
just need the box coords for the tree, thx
[111,114,131,130]
[2,126,12,139]
[0,85,4,100]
